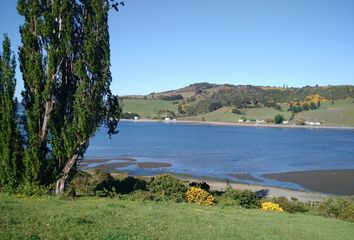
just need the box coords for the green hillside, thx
[122,98,180,118]
[1,194,354,240]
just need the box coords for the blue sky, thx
[1,0,353,98]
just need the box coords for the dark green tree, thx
[17,0,122,194]
[0,35,23,191]
[274,114,284,124]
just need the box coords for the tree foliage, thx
[0,35,23,191]
[17,0,121,193]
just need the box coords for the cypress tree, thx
[17,0,122,193]
[0,35,23,191]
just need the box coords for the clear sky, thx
[1,0,353,98]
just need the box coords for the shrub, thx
[295,118,305,125]
[317,198,354,222]
[127,190,161,201]
[231,108,242,114]
[115,176,147,195]
[148,174,187,202]
[68,170,115,197]
[221,185,260,209]
[189,182,210,191]
[185,187,214,206]
[270,197,308,213]
[274,114,284,124]
[16,183,50,197]
[261,201,284,212]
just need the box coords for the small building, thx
[164,117,171,121]
[315,122,321,126]
[238,119,244,123]
[133,116,139,120]
[246,120,251,123]
[283,121,288,124]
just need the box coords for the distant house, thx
[283,121,288,124]
[238,119,244,123]
[246,120,251,123]
[133,116,139,120]
[315,122,321,126]
[164,117,171,121]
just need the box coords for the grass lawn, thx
[1,194,354,240]
[122,98,179,118]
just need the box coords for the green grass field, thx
[294,99,354,127]
[1,194,354,240]
[122,98,180,118]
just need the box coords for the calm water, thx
[85,121,354,190]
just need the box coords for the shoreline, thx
[121,118,354,130]
[177,175,328,202]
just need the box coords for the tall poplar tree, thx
[0,35,23,191]
[18,0,122,194]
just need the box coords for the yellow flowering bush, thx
[185,187,214,206]
[261,201,284,212]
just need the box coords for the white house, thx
[133,116,139,120]
[238,119,244,123]
[283,121,289,124]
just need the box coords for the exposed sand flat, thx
[90,162,135,171]
[263,169,354,196]
[137,162,172,169]
[81,157,137,164]
[228,173,264,182]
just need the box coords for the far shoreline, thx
[120,118,354,130]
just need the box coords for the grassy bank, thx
[1,194,354,240]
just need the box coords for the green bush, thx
[115,176,148,194]
[221,185,260,209]
[231,108,242,114]
[16,183,50,197]
[270,197,308,213]
[274,114,284,124]
[68,170,115,197]
[148,174,187,202]
[127,190,161,201]
[317,198,354,222]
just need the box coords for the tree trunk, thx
[55,153,78,195]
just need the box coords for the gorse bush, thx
[270,197,308,213]
[148,174,187,202]
[317,198,354,222]
[185,187,214,206]
[221,185,260,209]
[261,201,284,212]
